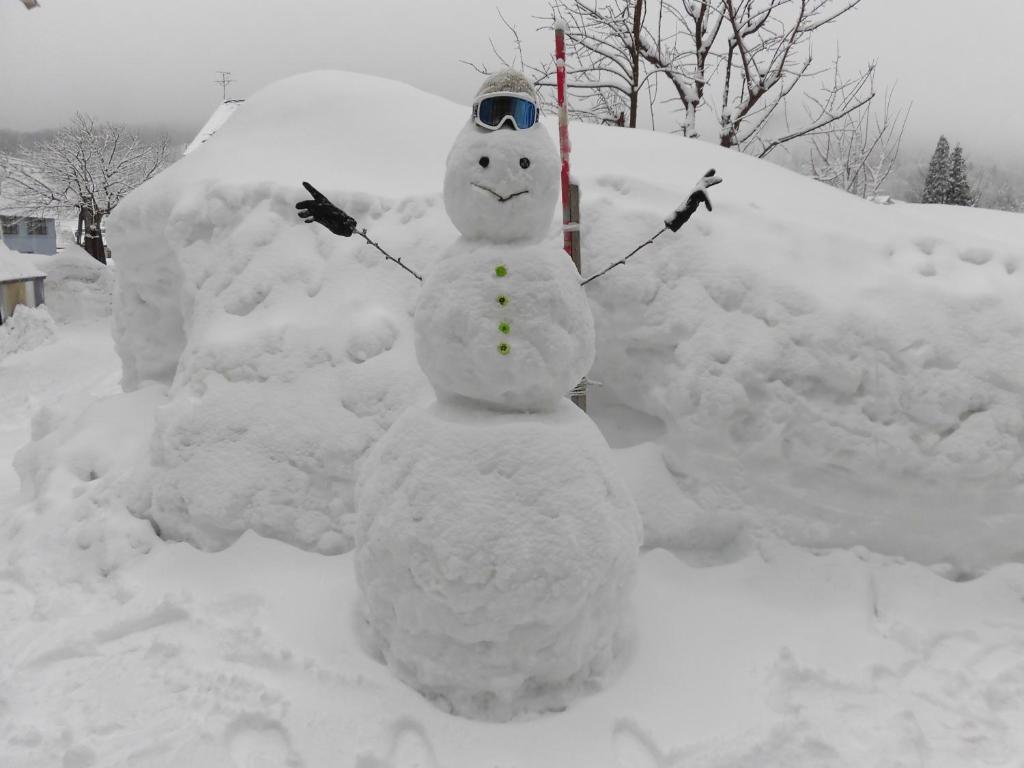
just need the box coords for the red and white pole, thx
[554,21,574,260]
[556,21,586,410]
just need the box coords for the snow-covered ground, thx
[2,71,1024,766]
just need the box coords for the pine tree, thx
[921,135,951,204]
[947,143,972,206]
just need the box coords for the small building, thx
[0,179,58,255]
[0,211,57,255]
[0,240,46,325]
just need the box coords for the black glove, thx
[665,168,723,232]
[296,181,358,237]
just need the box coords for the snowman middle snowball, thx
[417,103,594,411]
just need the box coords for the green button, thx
[495,265,508,277]
[497,295,509,306]
[498,321,511,334]
[498,342,511,355]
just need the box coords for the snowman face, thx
[443,121,560,243]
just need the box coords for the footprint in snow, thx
[226,714,303,768]
[613,720,668,768]
[356,718,437,768]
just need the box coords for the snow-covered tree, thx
[921,136,951,204]
[946,143,971,207]
[473,0,873,157]
[807,66,909,198]
[716,0,872,156]
[0,113,169,264]
[467,1,662,128]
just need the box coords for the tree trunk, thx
[76,209,86,246]
[80,208,107,265]
[629,0,644,128]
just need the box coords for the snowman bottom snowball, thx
[354,399,642,720]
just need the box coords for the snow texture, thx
[0,304,56,358]
[443,119,559,243]
[28,245,114,323]
[415,239,594,410]
[355,398,641,720]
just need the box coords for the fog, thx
[1,0,1021,161]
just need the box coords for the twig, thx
[356,229,423,282]
[580,226,667,286]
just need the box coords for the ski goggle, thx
[472,92,539,131]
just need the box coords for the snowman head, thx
[444,70,559,243]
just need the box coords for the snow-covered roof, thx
[184,100,245,155]
[0,239,46,282]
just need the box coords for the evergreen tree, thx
[947,143,972,206]
[921,135,951,204]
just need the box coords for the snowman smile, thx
[471,183,530,203]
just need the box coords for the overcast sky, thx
[1,0,1021,159]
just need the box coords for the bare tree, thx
[466,2,646,127]
[806,63,909,197]
[655,1,726,137]
[471,0,874,157]
[0,113,169,264]
[716,0,872,156]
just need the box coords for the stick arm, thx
[296,181,423,283]
[581,169,722,287]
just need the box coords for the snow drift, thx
[87,69,1024,569]
[29,245,114,323]
[0,304,56,357]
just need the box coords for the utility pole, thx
[214,71,235,101]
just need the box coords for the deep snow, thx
[2,70,1024,766]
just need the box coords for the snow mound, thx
[0,304,56,357]
[355,399,641,720]
[29,245,114,322]
[11,385,162,584]
[105,72,455,552]
[94,69,1024,569]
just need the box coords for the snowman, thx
[297,70,718,719]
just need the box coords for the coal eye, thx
[479,156,490,168]
[519,157,530,169]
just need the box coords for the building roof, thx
[0,239,46,282]
[185,99,245,155]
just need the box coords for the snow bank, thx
[0,304,56,357]
[577,137,1024,569]
[29,245,114,323]
[105,72,460,552]
[97,70,1024,569]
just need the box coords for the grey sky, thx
[1,0,1021,159]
